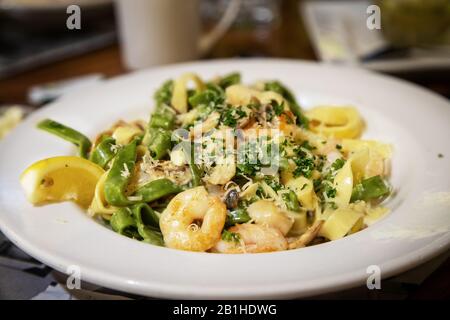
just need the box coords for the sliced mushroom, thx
[224,188,239,209]
[288,220,324,250]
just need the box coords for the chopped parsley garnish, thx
[293,157,315,178]
[314,157,343,203]
[226,208,251,227]
[237,162,259,177]
[336,144,342,150]
[222,230,241,243]
[331,158,345,171]
[264,176,283,191]
[324,185,337,198]
[220,107,246,127]
[291,144,316,178]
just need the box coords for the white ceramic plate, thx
[1,59,449,299]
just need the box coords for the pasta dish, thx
[20,72,392,253]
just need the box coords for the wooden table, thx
[0,0,449,299]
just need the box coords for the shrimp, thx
[160,186,227,252]
[247,200,294,235]
[211,223,288,254]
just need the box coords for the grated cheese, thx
[120,163,130,178]
[127,195,143,202]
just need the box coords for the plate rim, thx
[1,58,450,299]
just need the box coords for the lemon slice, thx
[20,156,104,208]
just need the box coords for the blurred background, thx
[0,0,449,107]
[0,0,449,299]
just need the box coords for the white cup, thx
[115,0,241,70]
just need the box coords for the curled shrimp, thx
[211,223,288,254]
[160,186,227,252]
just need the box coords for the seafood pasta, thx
[20,72,392,253]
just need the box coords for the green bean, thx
[189,90,217,108]
[130,203,160,229]
[150,198,172,213]
[218,72,241,89]
[225,208,251,227]
[37,119,92,158]
[188,84,224,108]
[351,175,390,202]
[110,207,139,238]
[154,80,173,107]
[149,113,175,130]
[111,205,163,245]
[89,137,116,168]
[134,178,182,202]
[130,203,164,246]
[151,104,176,127]
[143,103,176,159]
[104,141,137,206]
[145,128,172,159]
[139,227,164,246]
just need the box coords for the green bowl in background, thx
[376,0,450,47]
